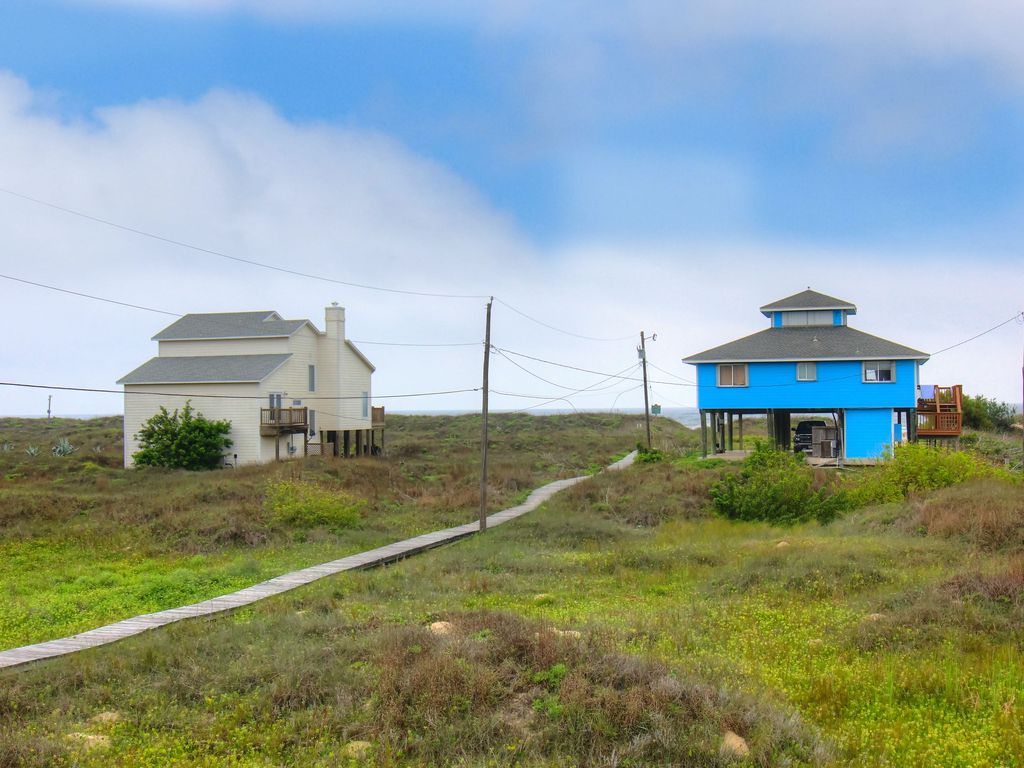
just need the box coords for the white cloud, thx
[0,72,1020,420]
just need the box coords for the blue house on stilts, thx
[683,289,930,463]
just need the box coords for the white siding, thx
[157,338,290,357]
[123,383,262,467]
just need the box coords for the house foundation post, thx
[738,414,744,450]
[727,412,734,451]
[274,435,280,462]
[343,430,351,458]
[700,410,708,458]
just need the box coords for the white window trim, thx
[716,363,748,388]
[796,361,817,382]
[863,360,896,383]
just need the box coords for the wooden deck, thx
[0,452,636,671]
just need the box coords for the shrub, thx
[710,443,847,525]
[635,443,666,463]
[51,437,75,457]
[963,394,1017,432]
[846,443,1011,508]
[265,479,364,529]
[132,401,232,470]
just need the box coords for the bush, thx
[265,479,364,529]
[132,401,232,470]
[710,443,847,525]
[963,394,1017,432]
[846,443,1011,507]
[635,443,666,463]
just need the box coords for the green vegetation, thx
[0,412,693,649]
[132,401,233,470]
[963,393,1019,433]
[2,415,1023,766]
[711,443,846,525]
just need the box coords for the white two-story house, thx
[117,304,380,467]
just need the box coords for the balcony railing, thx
[917,411,963,436]
[260,407,308,435]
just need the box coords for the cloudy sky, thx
[1,0,1022,416]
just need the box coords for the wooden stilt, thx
[738,414,744,450]
[275,435,280,462]
[727,413,734,451]
[700,410,708,458]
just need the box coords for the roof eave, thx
[682,355,930,364]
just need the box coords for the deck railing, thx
[372,406,385,427]
[917,411,963,436]
[260,407,308,430]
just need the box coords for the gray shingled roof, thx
[759,289,857,313]
[152,312,312,341]
[118,354,292,384]
[682,326,928,363]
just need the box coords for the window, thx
[796,362,817,381]
[717,364,748,387]
[268,393,282,409]
[308,409,316,437]
[308,365,316,392]
[863,361,895,382]
[361,391,369,418]
[781,310,833,327]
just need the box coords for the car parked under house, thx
[118,305,383,467]
[683,289,930,463]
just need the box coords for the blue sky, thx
[7,0,1024,247]
[0,0,1022,413]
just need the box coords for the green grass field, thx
[1,415,1022,766]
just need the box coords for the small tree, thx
[133,401,232,470]
[963,394,1016,433]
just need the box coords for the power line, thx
[930,312,1024,356]
[492,347,636,392]
[646,360,695,384]
[493,346,691,386]
[0,272,483,348]
[0,381,479,401]
[0,273,180,316]
[494,298,636,342]
[0,187,490,300]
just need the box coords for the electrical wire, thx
[492,348,636,392]
[494,298,636,342]
[929,311,1024,356]
[0,272,483,348]
[0,188,490,300]
[0,273,180,316]
[645,360,695,384]
[0,381,479,401]
[493,346,690,386]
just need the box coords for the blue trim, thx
[833,310,843,326]
[773,312,783,328]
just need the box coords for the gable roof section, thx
[682,326,928,364]
[152,312,314,341]
[759,289,857,315]
[118,354,292,385]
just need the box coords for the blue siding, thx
[695,359,918,410]
[833,310,843,326]
[845,409,893,459]
[772,312,783,328]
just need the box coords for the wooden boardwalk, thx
[0,451,636,671]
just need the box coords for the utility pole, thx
[479,297,493,532]
[639,331,653,449]
[47,395,52,420]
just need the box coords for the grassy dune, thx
[1,416,1022,766]
[0,413,694,648]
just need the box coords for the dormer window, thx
[781,310,833,327]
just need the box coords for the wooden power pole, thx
[479,297,493,532]
[639,331,652,449]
